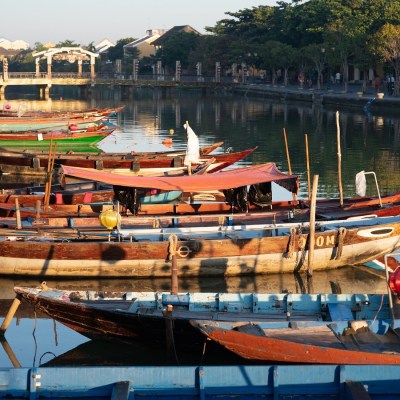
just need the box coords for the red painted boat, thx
[191,318,400,364]
[0,106,124,119]
[0,141,224,175]
[0,125,114,142]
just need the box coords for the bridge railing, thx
[6,72,236,83]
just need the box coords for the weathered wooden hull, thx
[1,217,400,277]
[0,106,124,119]
[12,288,394,346]
[0,142,225,175]
[193,321,400,364]
[0,116,105,132]
[0,128,113,142]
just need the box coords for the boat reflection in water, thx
[0,265,387,300]
[0,266,387,368]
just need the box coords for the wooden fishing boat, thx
[0,105,124,119]
[191,316,400,365]
[9,285,396,345]
[0,115,106,132]
[2,364,400,398]
[0,214,399,277]
[0,125,115,147]
[0,141,224,175]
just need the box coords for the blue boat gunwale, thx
[2,364,400,398]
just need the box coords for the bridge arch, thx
[33,47,98,79]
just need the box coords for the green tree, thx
[155,31,199,72]
[371,23,400,96]
[303,43,327,89]
[107,38,135,61]
[56,40,80,48]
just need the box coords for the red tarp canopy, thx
[61,163,299,193]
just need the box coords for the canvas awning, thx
[61,163,299,194]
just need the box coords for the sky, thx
[1,0,279,47]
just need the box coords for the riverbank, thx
[233,83,400,112]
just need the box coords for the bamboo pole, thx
[307,174,319,277]
[336,111,344,207]
[283,128,297,202]
[283,128,292,175]
[169,234,179,295]
[0,294,22,336]
[305,133,311,201]
[0,338,21,368]
[44,141,57,209]
[44,137,53,210]
[15,198,21,230]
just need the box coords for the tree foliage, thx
[107,38,135,61]
[7,0,400,94]
[155,31,199,70]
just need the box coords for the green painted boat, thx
[0,135,108,152]
[0,116,105,132]
[0,127,114,152]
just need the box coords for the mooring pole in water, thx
[0,294,22,336]
[15,198,21,230]
[305,133,311,201]
[0,338,21,368]
[307,174,319,277]
[169,234,178,295]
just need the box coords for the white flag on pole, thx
[355,171,366,197]
[183,121,200,165]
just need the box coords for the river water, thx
[0,88,398,368]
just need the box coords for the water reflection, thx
[0,90,397,368]
[2,92,400,199]
[0,266,387,300]
[0,266,387,368]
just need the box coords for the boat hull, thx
[1,218,400,277]
[0,145,248,175]
[194,322,400,364]
[13,288,394,346]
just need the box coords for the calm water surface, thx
[0,89,398,367]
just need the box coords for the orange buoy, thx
[162,138,173,148]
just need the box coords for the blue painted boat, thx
[9,286,396,346]
[141,190,182,204]
[1,364,400,398]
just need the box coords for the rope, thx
[335,227,347,259]
[287,226,296,258]
[168,233,178,260]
